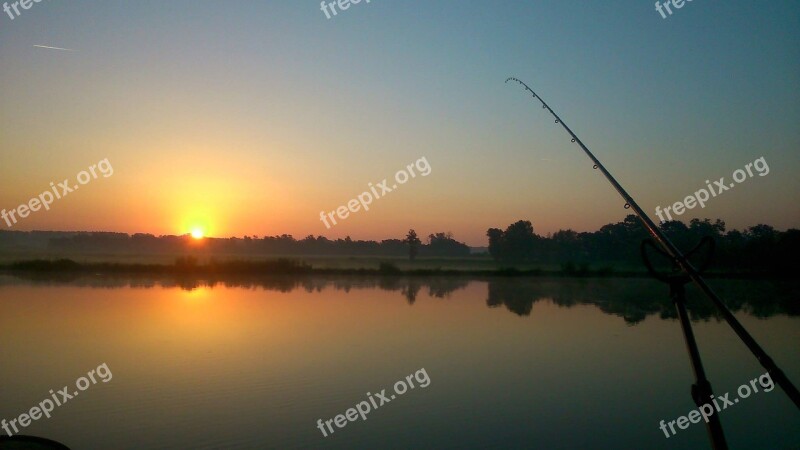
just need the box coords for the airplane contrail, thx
[33,45,77,52]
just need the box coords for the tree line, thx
[1,216,796,274]
[0,229,471,258]
[487,215,799,274]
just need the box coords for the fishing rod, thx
[505,77,800,411]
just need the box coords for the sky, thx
[1,0,798,245]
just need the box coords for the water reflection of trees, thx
[0,274,470,305]
[486,279,800,323]
[1,274,796,322]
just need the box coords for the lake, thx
[1,275,798,449]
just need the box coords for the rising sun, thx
[190,228,205,240]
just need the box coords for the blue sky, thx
[1,0,798,243]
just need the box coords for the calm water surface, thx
[0,276,798,449]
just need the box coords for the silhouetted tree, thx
[404,229,421,261]
[487,228,504,260]
[425,232,470,257]
[486,220,539,263]
[550,229,583,263]
[775,229,800,274]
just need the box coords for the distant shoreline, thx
[0,258,790,280]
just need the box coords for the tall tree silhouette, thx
[486,220,538,263]
[404,229,421,261]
